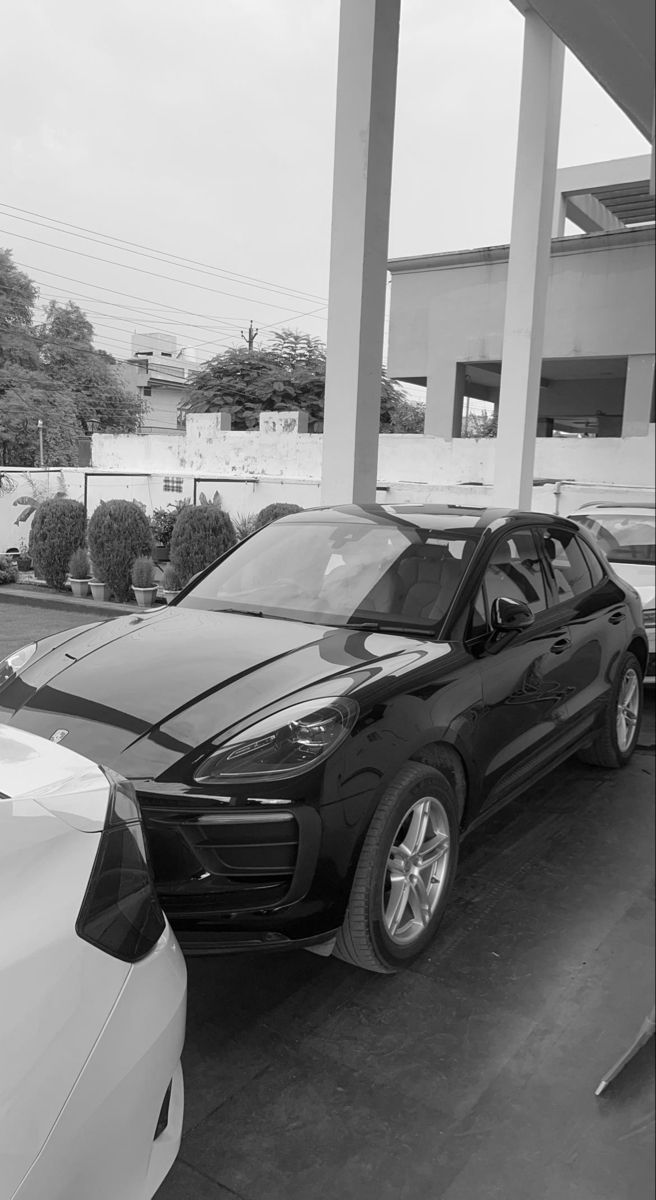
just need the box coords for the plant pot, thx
[70,578,90,597]
[90,581,111,601]
[132,585,158,607]
[163,589,180,604]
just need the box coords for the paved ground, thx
[1,601,654,1199]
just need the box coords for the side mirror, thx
[490,596,534,634]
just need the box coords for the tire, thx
[333,762,460,974]
[578,651,643,768]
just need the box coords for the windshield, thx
[574,513,655,567]
[179,519,481,631]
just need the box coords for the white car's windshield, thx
[179,519,481,631]
[574,513,655,567]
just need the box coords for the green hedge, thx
[253,502,303,531]
[88,500,154,602]
[29,498,87,589]
[169,504,236,587]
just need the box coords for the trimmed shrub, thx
[169,503,236,587]
[69,547,91,579]
[88,500,154,602]
[132,556,156,588]
[0,555,19,585]
[162,563,182,591]
[29,498,87,589]
[253,502,303,531]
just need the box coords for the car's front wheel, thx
[578,650,643,768]
[334,762,459,973]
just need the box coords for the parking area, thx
[2,601,654,1199]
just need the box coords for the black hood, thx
[5,607,446,780]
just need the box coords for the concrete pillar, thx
[321,0,400,505]
[492,14,564,509]
[425,361,465,438]
[622,354,655,436]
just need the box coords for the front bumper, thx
[137,770,369,952]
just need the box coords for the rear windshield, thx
[573,513,655,567]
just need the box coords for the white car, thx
[0,725,187,1200]
[569,503,655,683]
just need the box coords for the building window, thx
[163,476,183,493]
[143,386,152,396]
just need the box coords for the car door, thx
[466,526,583,811]
[536,523,630,733]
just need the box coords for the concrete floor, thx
[1,603,653,1199]
[157,711,654,1200]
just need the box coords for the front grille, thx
[139,802,301,912]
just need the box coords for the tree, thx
[37,301,143,434]
[462,409,497,438]
[0,254,144,466]
[0,251,80,465]
[180,328,419,433]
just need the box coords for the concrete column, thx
[321,0,400,505]
[425,361,465,438]
[622,354,655,436]
[492,14,564,509]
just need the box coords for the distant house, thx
[119,332,200,433]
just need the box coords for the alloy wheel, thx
[616,666,640,752]
[383,796,451,945]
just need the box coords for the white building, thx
[387,156,655,443]
[119,333,200,434]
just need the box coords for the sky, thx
[1,0,649,369]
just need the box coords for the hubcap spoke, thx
[413,833,449,872]
[408,876,432,927]
[386,876,411,936]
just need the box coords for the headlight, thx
[194,696,359,783]
[0,643,37,689]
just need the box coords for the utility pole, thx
[240,320,259,351]
[37,419,44,468]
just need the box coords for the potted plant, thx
[89,562,111,602]
[161,563,182,604]
[149,501,189,562]
[16,539,32,572]
[131,556,158,607]
[68,547,91,597]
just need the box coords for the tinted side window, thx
[482,531,548,616]
[542,529,594,602]
[578,537,605,586]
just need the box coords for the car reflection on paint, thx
[0,505,649,974]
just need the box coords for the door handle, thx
[550,635,572,655]
[608,611,625,625]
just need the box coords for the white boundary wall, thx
[1,416,653,554]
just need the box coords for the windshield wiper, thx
[341,619,434,637]
[215,606,265,617]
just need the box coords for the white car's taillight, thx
[76,768,165,963]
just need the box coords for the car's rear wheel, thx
[578,650,643,768]
[333,762,459,973]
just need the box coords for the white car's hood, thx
[0,726,109,831]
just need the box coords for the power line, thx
[1,227,328,316]
[0,202,328,304]
[13,261,288,326]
